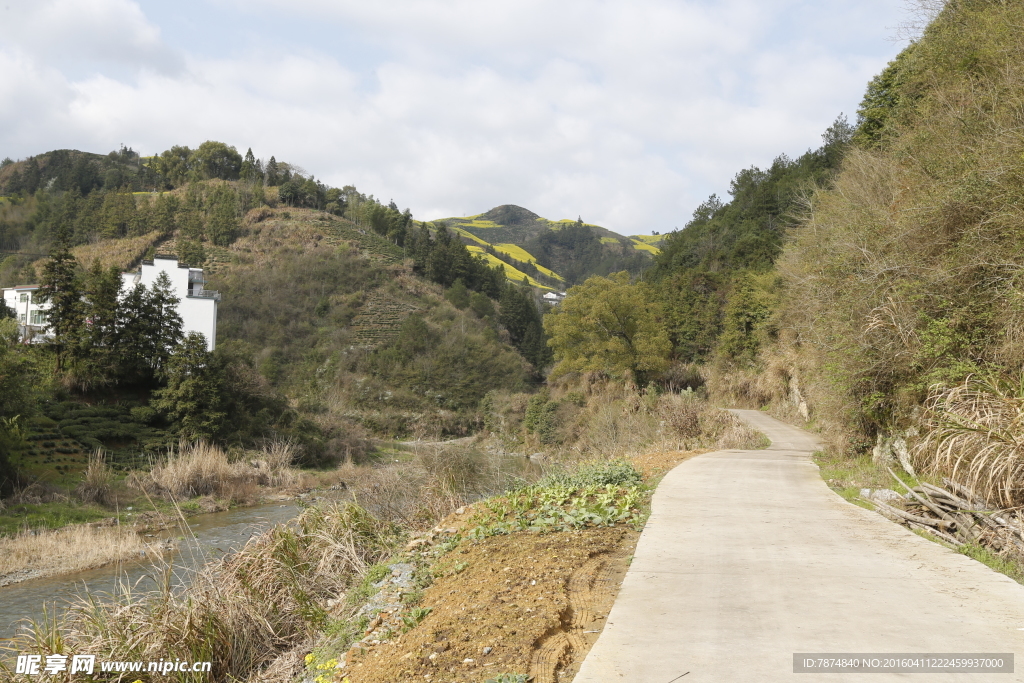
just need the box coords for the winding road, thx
[574,410,1024,682]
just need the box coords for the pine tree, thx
[265,156,279,185]
[116,283,157,383]
[150,272,184,377]
[84,260,122,349]
[207,186,239,246]
[240,147,257,182]
[152,332,224,440]
[153,193,179,237]
[37,228,84,371]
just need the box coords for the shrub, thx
[14,502,401,682]
[76,449,114,506]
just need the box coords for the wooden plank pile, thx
[867,468,1024,555]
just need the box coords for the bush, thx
[540,459,643,490]
[76,449,114,506]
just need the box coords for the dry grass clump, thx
[135,440,301,503]
[487,381,769,461]
[341,444,531,529]
[915,375,1024,508]
[69,230,164,270]
[75,449,115,506]
[10,502,401,683]
[0,524,147,581]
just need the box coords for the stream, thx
[0,501,303,643]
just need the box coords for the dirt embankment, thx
[339,449,703,683]
[344,527,635,683]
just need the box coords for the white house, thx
[122,256,219,351]
[1,284,50,341]
[1,255,219,350]
[542,291,566,303]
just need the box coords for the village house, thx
[1,256,220,350]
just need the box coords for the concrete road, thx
[574,410,1024,682]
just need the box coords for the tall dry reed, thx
[556,385,769,457]
[915,374,1024,507]
[75,449,115,506]
[4,502,401,682]
[137,440,300,502]
[0,524,147,582]
[339,444,533,529]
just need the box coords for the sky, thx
[0,0,911,234]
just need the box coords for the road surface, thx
[574,410,1024,682]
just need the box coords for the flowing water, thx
[0,502,302,644]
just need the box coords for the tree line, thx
[544,116,856,386]
[405,222,552,369]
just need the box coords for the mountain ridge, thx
[438,204,659,286]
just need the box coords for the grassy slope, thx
[208,206,533,440]
[439,205,657,285]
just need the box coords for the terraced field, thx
[466,245,551,288]
[348,291,421,347]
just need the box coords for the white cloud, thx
[0,0,177,70]
[0,0,907,232]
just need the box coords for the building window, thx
[18,313,26,324]
[19,293,29,303]
[30,310,47,326]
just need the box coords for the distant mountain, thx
[439,205,658,286]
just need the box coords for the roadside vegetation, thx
[1,382,760,682]
[629,0,1024,583]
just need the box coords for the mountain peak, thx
[478,205,540,225]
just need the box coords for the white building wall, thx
[4,256,218,350]
[1,286,52,341]
[122,256,218,351]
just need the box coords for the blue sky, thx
[0,0,912,233]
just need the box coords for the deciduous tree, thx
[545,271,670,384]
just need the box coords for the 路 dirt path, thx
[574,410,1024,682]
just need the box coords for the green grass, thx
[958,543,1024,584]
[631,239,660,255]
[0,501,110,536]
[812,449,905,506]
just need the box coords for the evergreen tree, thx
[445,279,470,309]
[265,156,279,185]
[240,147,258,182]
[23,157,41,195]
[37,228,84,371]
[0,318,37,495]
[149,192,178,237]
[207,185,239,246]
[100,188,137,238]
[152,332,225,440]
[499,284,550,368]
[84,259,123,352]
[178,238,206,266]
[150,272,184,377]
[116,283,157,382]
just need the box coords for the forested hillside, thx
[543,0,1024,505]
[768,0,1024,458]
[442,204,654,287]
[0,143,552,495]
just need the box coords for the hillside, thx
[0,148,556,492]
[441,205,655,286]
[573,0,1024,512]
[762,0,1024,456]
